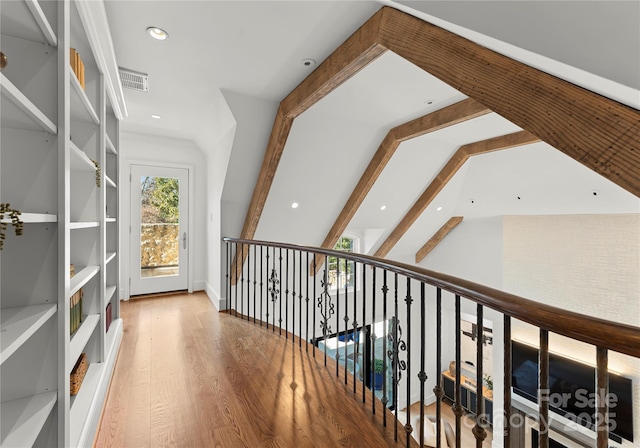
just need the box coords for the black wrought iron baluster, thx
[279,248,283,335]
[318,259,333,367]
[269,246,279,332]
[265,247,271,330]
[306,251,310,352]
[371,267,377,414]
[291,250,296,341]
[419,283,427,447]
[344,257,349,385]
[352,262,358,394]
[454,294,462,448]
[382,269,388,427]
[404,277,412,448]
[539,329,549,448]
[596,347,609,448]
[361,263,367,402]
[234,243,238,317]
[225,242,229,314]
[312,256,317,357]
[474,305,487,448]
[336,257,340,378]
[246,243,250,320]
[392,273,398,440]
[253,244,257,324]
[299,250,303,348]
[285,249,289,339]
[260,246,264,327]
[291,249,296,340]
[233,244,242,317]
[240,244,245,319]
[504,315,511,448]
[435,288,442,448]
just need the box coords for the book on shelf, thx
[69,47,85,90]
[69,264,83,335]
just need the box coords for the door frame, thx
[122,159,195,300]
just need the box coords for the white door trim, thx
[122,159,195,299]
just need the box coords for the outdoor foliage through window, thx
[140,176,179,223]
[328,236,355,289]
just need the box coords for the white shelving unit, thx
[0,305,57,365]
[1,1,124,446]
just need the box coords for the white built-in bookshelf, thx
[0,1,123,446]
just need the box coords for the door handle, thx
[182,232,187,249]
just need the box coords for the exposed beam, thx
[415,216,464,263]
[231,13,388,283]
[377,6,640,196]
[374,131,540,258]
[234,5,640,282]
[311,98,491,274]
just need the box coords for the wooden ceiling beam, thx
[374,131,540,259]
[376,6,640,197]
[231,11,388,284]
[415,216,464,263]
[233,6,640,283]
[310,98,491,274]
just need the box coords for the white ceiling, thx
[104,0,640,260]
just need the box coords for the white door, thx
[130,164,189,295]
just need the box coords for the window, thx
[327,236,357,290]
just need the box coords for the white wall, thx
[119,131,207,299]
[205,126,236,310]
[504,213,640,448]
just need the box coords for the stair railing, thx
[224,237,640,448]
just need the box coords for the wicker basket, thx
[70,353,88,395]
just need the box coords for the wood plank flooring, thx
[93,292,419,448]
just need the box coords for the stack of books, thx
[70,264,83,335]
[69,47,85,90]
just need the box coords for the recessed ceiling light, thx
[291,202,299,209]
[151,114,162,119]
[301,58,316,68]
[147,26,169,41]
[436,206,443,211]
[380,205,386,211]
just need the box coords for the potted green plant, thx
[484,374,493,398]
[371,359,384,390]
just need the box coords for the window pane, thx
[140,176,180,278]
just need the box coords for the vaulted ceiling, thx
[105,1,640,274]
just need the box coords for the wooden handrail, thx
[224,237,640,358]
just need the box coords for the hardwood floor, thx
[94,292,418,448]
[406,401,494,447]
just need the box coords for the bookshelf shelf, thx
[24,0,57,46]
[1,213,57,224]
[70,141,96,172]
[0,304,57,365]
[0,391,57,448]
[1,1,122,445]
[0,73,57,134]
[69,362,102,447]
[69,221,100,230]
[105,285,117,306]
[106,135,117,155]
[69,265,99,297]
[69,314,99,367]
[69,68,99,125]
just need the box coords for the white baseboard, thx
[204,282,227,310]
[193,280,206,292]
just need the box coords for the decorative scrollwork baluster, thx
[317,266,335,367]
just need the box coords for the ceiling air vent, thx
[118,67,149,92]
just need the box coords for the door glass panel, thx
[140,176,180,278]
